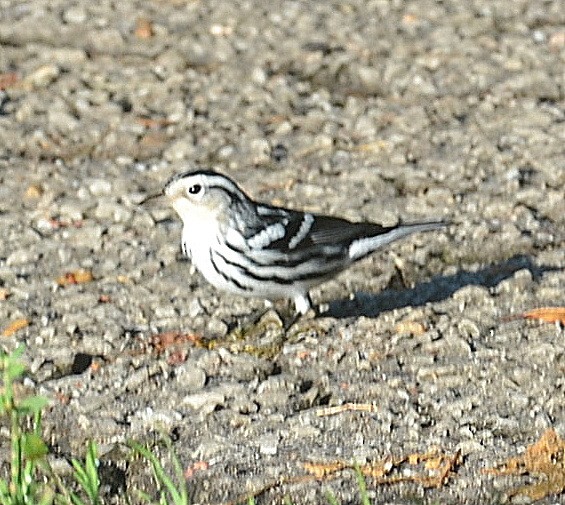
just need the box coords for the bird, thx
[145,169,447,315]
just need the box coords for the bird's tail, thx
[348,220,448,261]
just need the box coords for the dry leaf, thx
[150,331,202,355]
[394,320,427,336]
[184,461,209,479]
[57,270,94,286]
[402,13,419,25]
[304,449,460,488]
[3,318,30,337]
[89,361,102,373]
[520,307,565,325]
[352,140,391,153]
[362,457,396,479]
[549,31,565,51]
[232,448,460,505]
[484,428,565,501]
[47,217,83,230]
[258,178,296,194]
[316,403,378,417]
[303,461,346,478]
[24,184,43,199]
[136,116,175,128]
[167,349,189,365]
[135,17,154,38]
[0,72,19,90]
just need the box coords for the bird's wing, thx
[245,205,387,253]
[306,215,389,248]
[246,205,446,260]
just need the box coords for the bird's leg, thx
[282,293,316,331]
[294,293,313,315]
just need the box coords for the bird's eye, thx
[188,184,202,195]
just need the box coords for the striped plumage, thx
[163,170,446,314]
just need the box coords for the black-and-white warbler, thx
[151,169,446,314]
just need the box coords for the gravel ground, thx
[1,0,564,503]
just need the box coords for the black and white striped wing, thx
[243,205,446,262]
[217,201,446,290]
[247,206,386,252]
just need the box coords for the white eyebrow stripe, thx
[288,214,314,249]
[248,223,286,249]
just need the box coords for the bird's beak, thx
[139,190,165,205]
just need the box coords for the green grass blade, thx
[353,464,371,505]
[325,490,340,505]
[84,441,100,503]
[71,448,100,504]
[129,441,183,504]
[162,435,188,504]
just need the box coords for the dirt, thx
[0,0,564,503]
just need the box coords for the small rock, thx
[63,6,88,24]
[257,434,279,456]
[510,494,533,505]
[206,318,229,337]
[131,407,183,432]
[6,248,38,266]
[89,179,112,196]
[49,48,87,66]
[216,144,236,160]
[356,65,383,95]
[183,390,225,414]
[255,376,295,411]
[175,362,207,392]
[67,225,104,250]
[192,439,228,460]
[187,298,204,318]
[153,305,177,319]
[164,138,195,161]
[24,184,43,199]
[48,109,79,131]
[248,138,271,165]
[24,65,60,88]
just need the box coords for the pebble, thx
[1,1,563,503]
[130,407,183,432]
[24,64,60,87]
[175,361,207,392]
[48,48,87,66]
[63,6,87,24]
[6,248,38,266]
[93,201,132,223]
[356,65,383,95]
[255,376,295,411]
[163,138,195,161]
[257,434,279,455]
[248,138,271,165]
[183,390,225,414]
[89,179,112,196]
[67,225,104,249]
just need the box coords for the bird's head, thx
[160,169,248,225]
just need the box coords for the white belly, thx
[182,221,251,296]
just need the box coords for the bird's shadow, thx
[322,254,561,319]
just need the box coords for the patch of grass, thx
[0,345,102,505]
[128,436,189,505]
[354,464,372,505]
[0,344,51,505]
[68,441,101,505]
[1,345,381,505]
